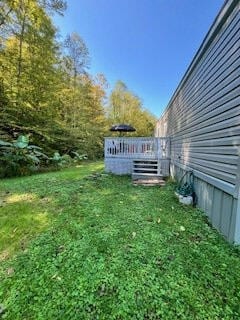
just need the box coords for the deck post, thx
[157,138,162,159]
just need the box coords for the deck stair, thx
[132,159,165,186]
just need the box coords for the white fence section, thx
[104,137,170,159]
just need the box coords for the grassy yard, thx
[0,162,239,319]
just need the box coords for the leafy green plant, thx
[71,151,88,162]
[0,135,49,177]
[50,151,87,168]
[50,152,72,167]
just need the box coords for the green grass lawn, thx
[0,162,239,319]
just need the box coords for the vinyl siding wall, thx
[156,0,240,243]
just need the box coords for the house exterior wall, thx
[156,0,240,243]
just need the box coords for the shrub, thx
[0,135,89,177]
[71,151,88,162]
[50,151,87,168]
[0,135,49,177]
[50,152,72,168]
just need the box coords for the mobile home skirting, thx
[156,0,240,243]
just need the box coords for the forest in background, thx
[0,0,156,160]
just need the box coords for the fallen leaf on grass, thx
[99,284,106,296]
[6,267,14,276]
[51,274,62,281]
[0,304,6,316]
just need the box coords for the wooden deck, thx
[104,137,170,176]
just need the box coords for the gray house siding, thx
[173,164,240,243]
[156,0,240,243]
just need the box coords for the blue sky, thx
[53,0,224,117]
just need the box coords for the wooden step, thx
[132,159,162,179]
[133,178,166,187]
[132,173,163,180]
[133,162,158,165]
[133,163,158,167]
[133,168,158,172]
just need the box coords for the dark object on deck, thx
[110,124,136,133]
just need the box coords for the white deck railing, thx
[104,137,170,159]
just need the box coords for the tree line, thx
[0,0,156,160]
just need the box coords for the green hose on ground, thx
[176,170,194,197]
